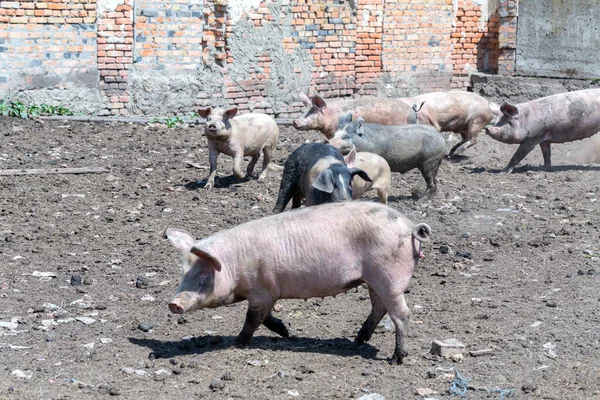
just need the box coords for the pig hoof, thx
[389,350,407,365]
[233,336,251,348]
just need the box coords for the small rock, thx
[75,317,96,325]
[455,250,472,259]
[521,382,537,393]
[138,323,155,332]
[141,294,155,302]
[136,276,149,289]
[209,379,225,391]
[545,300,557,308]
[100,338,112,344]
[461,232,471,238]
[169,358,179,365]
[287,389,299,397]
[83,277,93,286]
[439,245,449,254]
[70,274,83,286]
[469,348,494,357]
[415,387,437,397]
[587,269,596,276]
[154,374,166,382]
[221,371,234,381]
[430,338,465,358]
[121,367,136,375]
[356,394,385,400]
[11,370,33,380]
[0,321,18,330]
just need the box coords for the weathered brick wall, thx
[0,0,518,117]
[450,0,500,89]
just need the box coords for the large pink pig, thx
[166,201,431,364]
[293,93,417,139]
[485,89,600,173]
[402,91,497,156]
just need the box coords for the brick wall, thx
[0,0,518,117]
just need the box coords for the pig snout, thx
[206,122,218,133]
[168,301,185,314]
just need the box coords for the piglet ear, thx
[338,112,353,128]
[224,107,238,119]
[488,101,501,116]
[344,145,357,167]
[190,247,222,271]
[312,169,335,193]
[197,107,212,119]
[500,101,519,118]
[299,92,311,106]
[165,228,196,253]
[312,95,327,110]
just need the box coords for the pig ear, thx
[500,101,519,118]
[312,95,327,110]
[349,168,372,183]
[299,92,311,106]
[197,107,212,119]
[224,107,238,119]
[338,112,353,128]
[165,228,196,253]
[312,169,335,193]
[488,101,501,116]
[344,145,357,167]
[190,246,222,272]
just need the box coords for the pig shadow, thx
[129,334,381,361]
[468,164,600,174]
[182,175,251,190]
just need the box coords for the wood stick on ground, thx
[0,167,108,176]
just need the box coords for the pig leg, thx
[376,187,389,204]
[384,294,411,365]
[234,301,276,348]
[355,286,387,345]
[539,142,552,170]
[449,136,470,157]
[504,141,538,173]
[417,160,441,200]
[232,153,246,179]
[257,147,272,181]
[263,313,289,338]
[246,153,260,178]
[204,146,220,190]
[273,179,296,213]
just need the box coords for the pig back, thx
[230,113,279,153]
[357,123,446,173]
[202,202,417,299]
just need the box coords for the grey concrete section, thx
[0,88,106,115]
[516,0,600,79]
[470,72,600,104]
[128,63,226,115]
[227,1,314,114]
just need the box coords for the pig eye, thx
[343,134,350,140]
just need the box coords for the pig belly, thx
[274,261,363,299]
[545,123,600,143]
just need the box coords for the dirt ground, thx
[0,116,599,400]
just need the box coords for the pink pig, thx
[166,201,431,364]
[485,89,600,173]
[293,93,417,139]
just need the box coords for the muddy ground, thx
[0,116,599,400]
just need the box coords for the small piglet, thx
[485,89,600,173]
[166,201,432,364]
[198,107,279,189]
[329,113,446,199]
[344,149,391,204]
[272,143,371,213]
